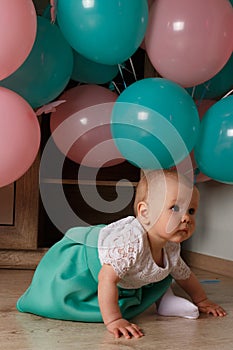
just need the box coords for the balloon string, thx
[119,64,132,74]
[118,64,127,89]
[129,58,137,81]
[191,86,196,98]
[222,88,233,99]
[111,81,121,95]
[197,81,210,107]
[50,0,57,24]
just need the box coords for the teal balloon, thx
[72,50,119,84]
[42,4,58,24]
[42,5,52,20]
[57,0,148,65]
[43,7,118,85]
[0,16,73,108]
[187,54,233,99]
[111,78,200,169]
[194,96,233,184]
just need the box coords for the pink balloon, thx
[0,88,41,187]
[172,151,210,183]
[0,0,37,80]
[171,97,213,182]
[145,0,233,87]
[190,99,215,182]
[172,99,215,182]
[50,85,125,168]
[195,171,210,184]
[192,152,211,183]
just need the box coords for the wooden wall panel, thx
[0,184,14,225]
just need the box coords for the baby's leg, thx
[156,287,199,319]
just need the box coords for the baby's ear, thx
[137,201,150,225]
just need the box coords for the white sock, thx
[157,287,199,319]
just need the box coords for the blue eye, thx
[171,205,180,212]
[189,208,195,215]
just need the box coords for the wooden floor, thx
[0,268,232,350]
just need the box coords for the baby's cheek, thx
[166,214,181,233]
[190,219,196,231]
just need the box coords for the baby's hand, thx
[196,298,227,317]
[106,318,144,339]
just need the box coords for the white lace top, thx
[98,216,191,289]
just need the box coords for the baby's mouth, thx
[177,227,189,235]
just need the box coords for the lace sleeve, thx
[98,217,142,279]
[170,256,191,280]
[98,238,140,278]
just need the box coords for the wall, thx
[183,180,233,262]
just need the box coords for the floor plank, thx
[0,268,232,350]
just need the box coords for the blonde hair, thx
[133,169,193,216]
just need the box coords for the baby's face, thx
[146,177,200,243]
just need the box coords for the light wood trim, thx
[41,178,138,187]
[0,156,40,250]
[0,249,47,269]
[182,250,233,279]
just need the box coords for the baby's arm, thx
[98,264,143,339]
[175,271,226,317]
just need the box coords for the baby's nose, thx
[181,212,190,223]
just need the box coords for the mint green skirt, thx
[17,225,172,322]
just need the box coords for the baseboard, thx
[0,249,47,269]
[182,250,233,278]
[1,249,233,278]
